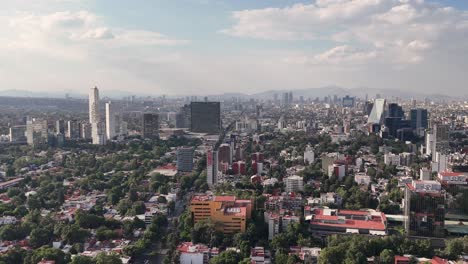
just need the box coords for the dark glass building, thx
[404,180,445,237]
[410,108,428,130]
[142,113,159,139]
[190,102,221,134]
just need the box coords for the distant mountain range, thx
[0,86,465,101]
[210,86,462,101]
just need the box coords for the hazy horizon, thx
[1,0,468,96]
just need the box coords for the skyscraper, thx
[142,113,159,139]
[67,120,81,139]
[190,102,221,134]
[89,87,100,125]
[89,86,104,145]
[105,101,116,140]
[55,120,65,135]
[176,104,191,128]
[410,108,428,137]
[206,148,219,186]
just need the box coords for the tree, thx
[29,227,52,248]
[26,246,69,264]
[95,252,122,264]
[443,237,466,260]
[116,199,132,215]
[379,249,395,264]
[61,224,90,244]
[209,250,242,264]
[71,255,95,264]
[130,201,146,215]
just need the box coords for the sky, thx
[1,0,468,96]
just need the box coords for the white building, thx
[89,87,105,145]
[284,175,304,193]
[304,145,315,164]
[420,168,431,181]
[105,101,116,140]
[177,242,216,264]
[354,173,371,186]
[384,153,400,166]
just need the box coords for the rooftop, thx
[308,208,387,231]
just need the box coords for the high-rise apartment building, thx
[26,119,49,146]
[142,113,159,139]
[177,147,194,172]
[67,120,81,139]
[105,101,116,140]
[80,122,92,140]
[218,143,231,164]
[55,120,65,135]
[89,87,104,145]
[207,148,219,186]
[9,125,27,143]
[190,102,221,134]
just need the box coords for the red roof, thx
[431,256,448,264]
[213,196,236,202]
[439,172,463,177]
[310,209,386,231]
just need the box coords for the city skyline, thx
[1,0,468,96]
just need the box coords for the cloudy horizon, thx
[1,0,467,96]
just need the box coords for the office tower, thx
[284,175,304,193]
[190,102,221,134]
[384,103,408,138]
[342,95,355,107]
[9,125,27,143]
[176,104,191,128]
[105,101,116,140]
[26,119,49,146]
[410,108,428,137]
[142,113,159,139]
[206,148,219,186]
[387,103,404,118]
[288,91,293,105]
[67,120,81,139]
[55,120,65,134]
[404,180,445,237]
[89,86,104,145]
[218,143,231,164]
[177,147,194,172]
[367,99,386,126]
[364,102,374,116]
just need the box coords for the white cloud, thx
[223,0,468,68]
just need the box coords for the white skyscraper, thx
[105,101,116,140]
[89,87,100,124]
[89,86,104,145]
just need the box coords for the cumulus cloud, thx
[223,0,468,67]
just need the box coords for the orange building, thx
[190,195,252,234]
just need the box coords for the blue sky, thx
[1,0,468,96]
